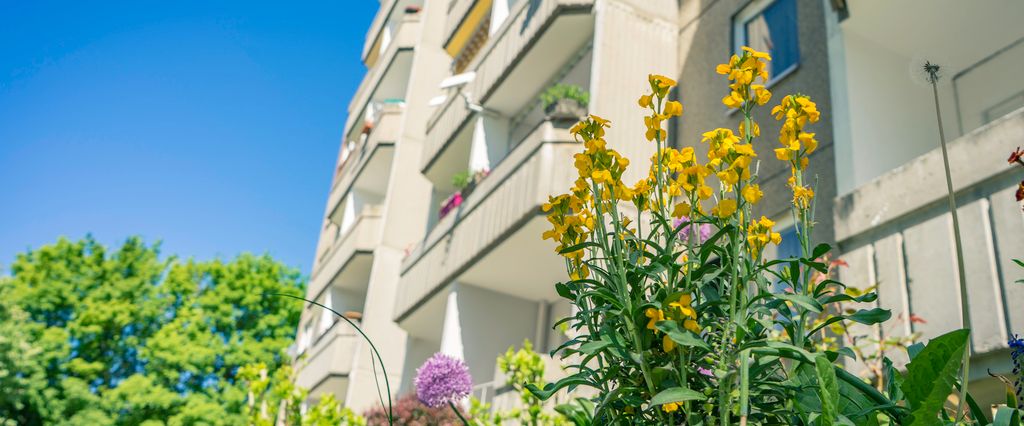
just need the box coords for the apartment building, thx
[295,0,1024,413]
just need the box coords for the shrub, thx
[540,84,589,110]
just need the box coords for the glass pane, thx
[745,0,799,78]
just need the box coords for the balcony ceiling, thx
[354,144,396,196]
[457,216,565,301]
[326,253,374,294]
[844,0,1024,73]
[485,12,595,116]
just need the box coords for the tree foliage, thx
[0,236,304,425]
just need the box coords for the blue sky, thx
[0,1,378,275]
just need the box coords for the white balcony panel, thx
[421,0,594,174]
[327,104,404,219]
[395,120,578,322]
[294,324,360,401]
[834,108,1024,366]
[345,13,420,137]
[308,208,384,301]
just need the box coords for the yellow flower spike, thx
[663,100,683,117]
[712,199,737,218]
[715,62,731,75]
[662,402,680,413]
[638,94,652,108]
[684,319,700,333]
[742,184,763,204]
[591,169,612,184]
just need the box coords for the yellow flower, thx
[663,100,683,117]
[722,91,744,109]
[638,94,652,108]
[752,84,771,105]
[741,46,772,60]
[591,169,613,184]
[645,308,665,330]
[747,215,782,256]
[712,199,737,218]
[697,185,713,200]
[742,184,763,204]
[662,402,680,413]
[663,334,676,352]
[671,202,691,218]
[793,185,814,209]
[799,132,818,154]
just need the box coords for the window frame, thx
[731,0,801,89]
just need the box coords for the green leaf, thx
[812,243,832,259]
[992,406,1021,426]
[900,329,970,425]
[649,387,704,406]
[815,356,839,426]
[655,321,710,351]
[526,375,594,401]
[846,308,892,325]
[776,293,823,313]
[578,340,611,355]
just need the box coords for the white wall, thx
[838,30,958,194]
[452,284,539,384]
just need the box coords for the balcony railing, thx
[421,0,594,172]
[834,107,1024,366]
[294,321,360,395]
[309,206,384,300]
[327,103,404,221]
[344,12,420,138]
[395,119,578,321]
[361,0,400,64]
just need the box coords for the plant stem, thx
[450,401,471,426]
[927,66,972,421]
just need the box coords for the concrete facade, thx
[295,0,1024,413]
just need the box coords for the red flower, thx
[1009,147,1024,167]
[1016,181,1024,202]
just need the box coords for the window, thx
[733,0,799,83]
[297,320,313,353]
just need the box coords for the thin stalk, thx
[449,401,470,425]
[270,293,394,425]
[925,63,972,421]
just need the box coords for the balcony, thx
[421,0,595,177]
[344,11,420,139]
[395,119,577,325]
[362,0,424,66]
[294,321,361,402]
[834,108,1024,370]
[327,103,403,219]
[308,205,384,302]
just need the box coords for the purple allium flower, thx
[673,216,712,244]
[414,353,473,408]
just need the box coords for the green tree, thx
[0,236,304,425]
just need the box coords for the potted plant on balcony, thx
[541,83,589,121]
